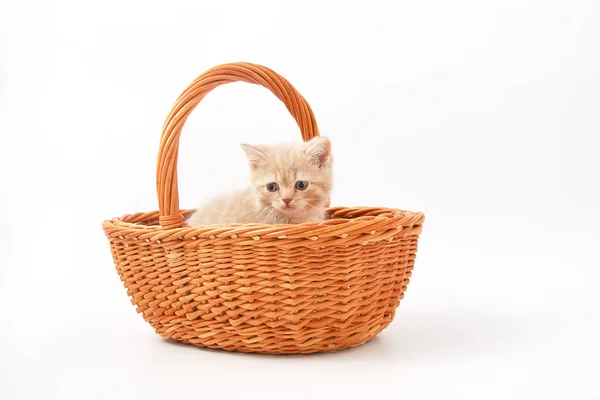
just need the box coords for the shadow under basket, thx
[102,62,425,354]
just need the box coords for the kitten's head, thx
[241,137,333,222]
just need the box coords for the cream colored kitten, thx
[185,137,333,225]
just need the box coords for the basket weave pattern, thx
[103,63,424,354]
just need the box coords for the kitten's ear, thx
[241,144,267,170]
[305,137,332,168]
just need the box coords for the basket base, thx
[149,309,398,354]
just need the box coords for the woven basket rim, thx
[103,206,425,247]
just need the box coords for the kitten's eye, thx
[266,182,279,192]
[295,181,309,190]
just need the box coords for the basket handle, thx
[156,62,320,228]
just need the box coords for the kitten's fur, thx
[185,137,333,225]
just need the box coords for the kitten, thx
[185,137,333,226]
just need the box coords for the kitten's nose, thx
[282,198,292,205]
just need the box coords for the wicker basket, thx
[103,62,425,354]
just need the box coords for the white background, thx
[1,0,599,399]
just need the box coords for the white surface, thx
[1,0,599,399]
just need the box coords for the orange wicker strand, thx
[103,62,425,354]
